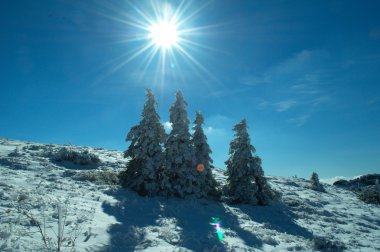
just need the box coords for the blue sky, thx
[1,0,379,179]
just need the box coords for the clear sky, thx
[1,0,379,179]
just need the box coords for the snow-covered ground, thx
[0,138,379,251]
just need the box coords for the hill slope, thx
[0,138,379,251]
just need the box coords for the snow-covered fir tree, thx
[191,111,218,198]
[164,91,199,197]
[225,119,258,204]
[252,156,277,205]
[120,89,166,196]
[310,172,325,192]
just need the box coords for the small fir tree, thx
[310,172,325,192]
[120,89,166,196]
[191,111,218,198]
[164,91,199,197]
[225,119,258,204]
[252,156,277,205]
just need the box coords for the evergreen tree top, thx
[194,111,204,126]
[230,119,256,154]
[233,119,248,135]
[142,89,159,118]
[171,91,188,110]
[192,111,213,162]
[311,172,319,181]
[125,89,165,156]
[169,91,190,133]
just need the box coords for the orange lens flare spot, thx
[196,163,204,172]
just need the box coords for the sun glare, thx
[149,20,179,49]
[95,1,218,85]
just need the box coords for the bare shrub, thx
[54,148,100,166]
[358,185,380,205]
[12,182,94,252]
[20,201,84,252]
[27,144,42,151]
[312,236,346,251]
[8,147,22,157]
[0,223,18,251]
[73,170,119,185]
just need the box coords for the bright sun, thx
[148,20,179,49]
[100,1,216,85]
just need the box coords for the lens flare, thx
[211,217,224,241]
[197,163,205,172]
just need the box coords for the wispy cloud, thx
[270,50,329,76]
[274,100,297,112]
[255,49,331,89]
[257,99,270,110]
[311,95,332,107]
[204,126,228,136]
[204,126,214,134]
[247,49,332,94]
[206,114,231,127]
[203,114,231,137]
[208,87,245,98]
[250,49,337,124]
[240,75,268,86]
[291,82,322,95]
[288,113,310,127]
[255,99,297,112]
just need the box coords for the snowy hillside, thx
[1,138,379,251]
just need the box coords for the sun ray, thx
[140,46,160,74]
[175,1,212,28]
[127,2,157,28]
[120,43,155,67]
[98,42,155,82]
[169,49,187,84]
[88,0,225,89]
[176,44,216,80]
[171,0,188,23]
[90,8,149,31]
[179,38,227,54]
[160,48,167,83]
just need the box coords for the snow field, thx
[1,138,380,251]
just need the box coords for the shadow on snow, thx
[100,189,310,251]
[100,188,263,251]
[100,188,162,251]
[235,202,313,239]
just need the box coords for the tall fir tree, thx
[120,89,166,196]
[191,111,218,198]
[225,119,258,204]
[164,91,199,197]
